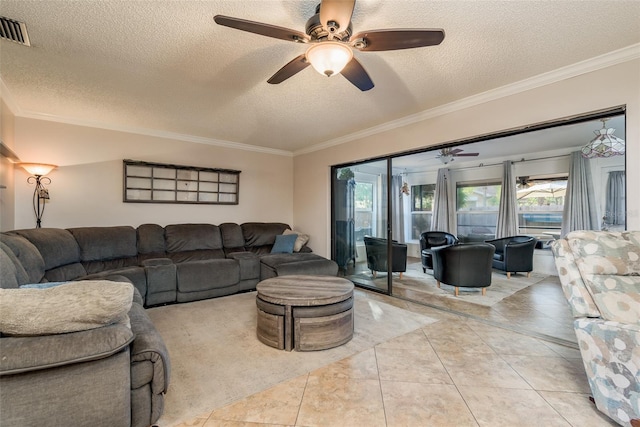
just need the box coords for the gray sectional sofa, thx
[0,222,338,427]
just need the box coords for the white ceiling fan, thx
[436,148,479,164]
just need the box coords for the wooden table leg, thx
[284,305,292,351]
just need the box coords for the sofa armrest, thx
[228,251,260,281]
[0,323,133,376]
[128,303,170,394]
[574,318,640,426]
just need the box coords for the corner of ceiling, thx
[293,43,640,157]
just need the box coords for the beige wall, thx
[11,118,294,229]
[293,59,640,257]
[0,99,16,231]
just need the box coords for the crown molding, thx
[0,77,22,114]
[23,110,293,157]
[0,79,292,158]
[294,43,640,156]
[3,43,638,159]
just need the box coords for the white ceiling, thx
[1,1,639,153]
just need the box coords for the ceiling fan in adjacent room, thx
[213,0,445,91]
[436,148,479,164]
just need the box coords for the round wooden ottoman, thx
[256,275,354,351]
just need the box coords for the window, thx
[517,177,566,234]
[354,181,373,240]
[411,184,435,239]
[456,181,501,241]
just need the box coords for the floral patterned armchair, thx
[552,231,640,427]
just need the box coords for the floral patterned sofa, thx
[551,230,640,427]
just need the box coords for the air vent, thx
[0,16,30,46]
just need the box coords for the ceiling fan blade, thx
[351,29,445,51]
[449,148,463,155]
[214,15,310,43]
[454,153,480,157]
[341,57,374,91]
[267,54,310,84]
[319,0,356,35]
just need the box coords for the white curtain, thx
[561,151,600,236]
[391,174,405,243]
[496,161,519,238]
[605,170,626,226]
[430,168,456,234]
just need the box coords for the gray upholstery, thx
[0,242,27,288]
[69,226,138,261]
[219,222,246,254]
[0,348,132,427]
[11,228,81,271]
[259,253,339,280]
[242,222,290,254]
[1,234,44,284]
[137,224,167,259]
[0,221,338,427]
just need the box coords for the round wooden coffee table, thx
[256,275,354,351]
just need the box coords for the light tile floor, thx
[173,287,617,427]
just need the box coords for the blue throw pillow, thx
[20,281,69,289]
[271,234,298,254]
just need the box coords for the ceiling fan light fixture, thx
[306,41,353,77]
[439,154,454,165]
[581,118,625,158]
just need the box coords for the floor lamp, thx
[19,163,57,228]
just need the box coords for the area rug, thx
[147,291,436,426]
[355,262,548,307]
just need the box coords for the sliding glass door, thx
[331,108,626,347]
[332,160,390,293]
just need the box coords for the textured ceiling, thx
[1,1,639,153]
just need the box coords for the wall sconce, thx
[19,162,57,228]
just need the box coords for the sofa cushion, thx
[68,226,138,261]
[567,230,640,324]
[176,259,239,292]
[0,241,29,288]
[0,322,134,375]
[569,231,640,276]
[585,275,640,324]
[241,222,289,249]
[165,224,223,252]
[1,234,45,284]
[271,234,297,254]
[283,229,310,252]
[219,222,245,251]
[11,228,81,271]
[551,238,600,317]
[0,280,134,336]
[137,223,167,256]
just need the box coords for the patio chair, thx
[431,243,495,296]
[485,235,537,278]
[363,236,407,279]
[419,231,458,272]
